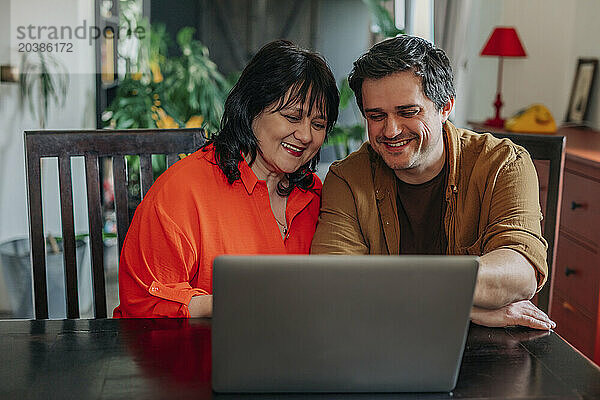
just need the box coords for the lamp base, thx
[485,92,505,128]
[484,117,505,128]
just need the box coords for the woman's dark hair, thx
[209,40,339,196]
[349,35,455,113]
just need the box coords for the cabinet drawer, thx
[551,291,595,358]
[560,169,600,244]
[553,233,600,316]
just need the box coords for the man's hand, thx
[471,300,556,330]
[188,295,213,318]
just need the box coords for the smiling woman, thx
[251,98,327,179]
[213,40,339,195]
[113,40,339,319]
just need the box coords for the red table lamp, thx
[480,27,527,127]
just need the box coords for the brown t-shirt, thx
[396,163,448,255]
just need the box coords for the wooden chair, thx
[489,132,566,313]
[25,129,206,319]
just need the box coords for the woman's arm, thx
[115,198,205,318]
[189,295,213,318]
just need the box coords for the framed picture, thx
[566,58,598,125]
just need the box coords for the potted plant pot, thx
[0,237,91,319]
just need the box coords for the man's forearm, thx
[474,248,538,309]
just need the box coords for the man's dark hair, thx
[348,35,455,113]
[209,40,339,196]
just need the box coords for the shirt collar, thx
[236,152,322,197]
[238,156,259,194]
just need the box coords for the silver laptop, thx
[212,255,478,393]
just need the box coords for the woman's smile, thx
[281,141,306,157]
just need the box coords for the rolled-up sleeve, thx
[114,202,208,318]
[482,150,549,291]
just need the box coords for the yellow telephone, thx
[505,104,557,134]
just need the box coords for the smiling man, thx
[311,35,556,330]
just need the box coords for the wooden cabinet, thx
[559,164,600,243]
[553,231,599,316]
[549,146,600,365]
[551,291,596,357]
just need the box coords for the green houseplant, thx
[19,52,69,129]
[105,25,231,134]
[327,78,365,159]
[104,24,233,196]
[363,0,405,38]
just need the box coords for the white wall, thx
[315,0,371,178]
[316,0,370,126]
[456,0,600,130]
[570,0,600,129]
[0,0,96,313]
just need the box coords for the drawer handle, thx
[562,301,576,313]
[565,267,576,277]
[571,201,586,210]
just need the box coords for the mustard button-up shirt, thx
[311,121,548,291]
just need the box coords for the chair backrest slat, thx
[58,155,80,318]
[167,153,179,168]
[540,139,566,310]
[84,153,107,318]
[139,154,154,199]
[25,128,205,319]
[488,132,566,313]
[112,155,129,259]
[25,147,48,320]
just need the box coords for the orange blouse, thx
[113,144,322,318]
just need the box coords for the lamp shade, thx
[480,27,526,57]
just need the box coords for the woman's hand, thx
[471,300,556,330]
[189,295,213,318]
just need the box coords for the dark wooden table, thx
[1,318,599,399]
